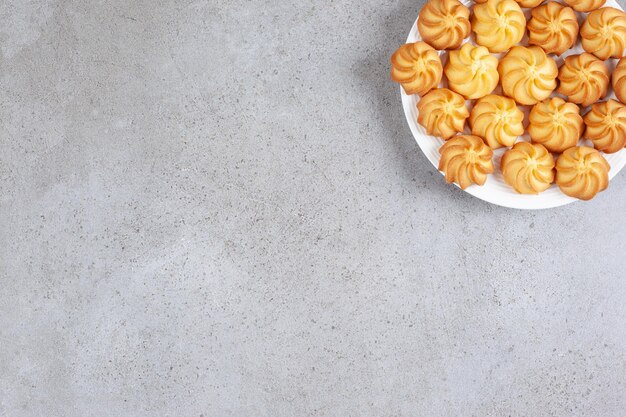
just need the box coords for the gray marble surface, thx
[1,0,626,416]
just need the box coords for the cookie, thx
[469,95,524,149]
[557,53,609,107]
[555,146,610,200]
[528,98,583,153]
[515,0,544,8]
[612,57,626,104]
[498,46,558,105]
[444,43,499,99]
[438,135,495,189]
[390,42,443,96]
[417,88,469,139]
[418,0,471,50]
[584,99,626,153]
[471,0,525,53]
[562,0,606,12]
[527,2,579,56]
[580,7,626,60]
[501,142,555,194]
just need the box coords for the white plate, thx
[402,0,626,209]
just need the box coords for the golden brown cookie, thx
[501,142,555,194]
[528,98,583,153]
[438,135,495,189]
[390,42,443,96]
[469,95,524,149]
[555,146,610,200]
[417,88,469,139]
[471,0,526,53]
[527,2,579,56]
[612,57,626,104]
[562,0,605,12]
[418,0,471,50]
[580,7,626,60]
[557,53,609,107]
[498,46,558,105]
[584,99,626,153]
[444,43,499,99]
[516,0,544,8]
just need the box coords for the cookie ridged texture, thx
[390,42,443,96]
[417,88,469,139]
[557,53,609,107]
[471,0,526,53]
[527,2,579,56]
[612,57,626,104]
[528,98,583,152]
[498,46,558,105]
[584,99,626,153]
[501,142,555,194]
[555,146,610,200]
[469,95,524,149]
[580,7,626,60]
[516,0,544,8]
[444,43,499,99]
[418,0,471,50]
[562,0,606,12]
[438,135,495,189]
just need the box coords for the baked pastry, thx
[555,146,610,200]
[438,135,495,189]
[498,46,558,105]
[528,98,583,152]
[562,0,606,12]
[612,57,626,104]
[390,42,443,96]
[471,0,525,53]
[584,99,626,153]
[471,0,539,6]
[418,0,471,50]
[527,2,579,56]
[469,95,524,149]
[501,142,555,194]
[580,7,626,60]
[417,88,469,139]
[444,44,499,99]
[516,0,544,8]
[557,53,609,107]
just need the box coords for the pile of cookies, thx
[391,0,626,200]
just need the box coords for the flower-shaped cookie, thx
[517,0,544,7]
[557,53,609,107]
[418,0,471,50]
[563,0,606,12]
[527,2,579,56]
[528,98,583,152]
[469,95,524,149]
[555,146,610,200]
[476,0,542,7]
[498,46,558,105]
[471,0,525,53]
[417,88,469,139]
[612,57,626,104]
[501,142,555,194]
[438,135,495,189]
[580,7,626,60]
[444,43,499,99]
[584,99,626,153]
[390,42,443,96]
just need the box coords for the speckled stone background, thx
[1,0,626,416]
